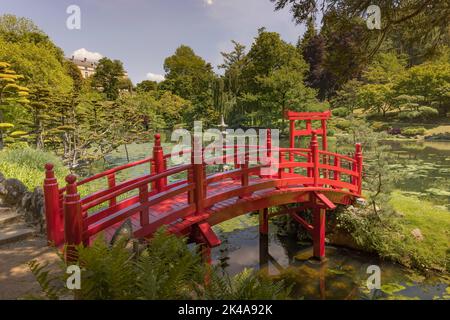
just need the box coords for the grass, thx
[389,191,450,272]
[426,125,450,136]
[0,147,69,190]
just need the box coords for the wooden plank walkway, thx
[100,176,275,243]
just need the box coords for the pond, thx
[212,216,450,300]
[77,138,450,300]
[383,140,450,210]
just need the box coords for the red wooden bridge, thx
[43,111,363,262]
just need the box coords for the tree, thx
[0,62,29,148]
[219,40,247,97]
[395,62,450,116]
[92,57,125,100]
[271,0,450,59]
[162,45,214,99]
[26,85,52,148]
[64,60,83,93]
[161,45,218,126]
[136,80,158,93]
[331,79,362,113]
[257,66,317,130]
[235,29,316,127]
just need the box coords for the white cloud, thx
[71,48,103,61]
[146,72,165,82]
[204,0,214,5]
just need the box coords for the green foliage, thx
[371,121,390,132]
[0,146,68,190]
[136,80,158,93]
[91,57,125,100]
[331,107,349,117]
[402,127,426,137]
[161,45,218,126]
[336,190,450,272]
[0,30,72,92]
[199,268,290,300]
[29,229,290,300]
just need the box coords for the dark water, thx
[80,139,450,300]
[212,220,450,300]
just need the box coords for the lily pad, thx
[381,283,406,295]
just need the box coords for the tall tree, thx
[0,62,29,148]
[136,80,158,93]
[92,57,125,100]
[271,0,450,59]
[161,45,218,126]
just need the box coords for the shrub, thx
[334,119,352,131]
[29,229,290,300]
[402,127,426,137]
[397,107,439,121]
[371,122,390,132]
[0,147,68,190]
[418,106,439,119]
[332,107,350,117]
[397,110,420,120]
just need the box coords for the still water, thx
[80,138,450,300]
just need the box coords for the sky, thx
[0,0,306,84]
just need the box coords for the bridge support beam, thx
[259,233,269,272]
[312,207,326,260]
[259,208,269,235]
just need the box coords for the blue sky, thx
[0,0,306,84]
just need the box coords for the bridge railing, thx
[43,131,362,247]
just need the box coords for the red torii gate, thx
[285,110,331,151]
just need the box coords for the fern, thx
[198,267,290,300]
[28,260,66,300]
[29,229,291,300]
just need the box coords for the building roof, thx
[66,56,98,68]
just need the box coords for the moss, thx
[389,191,450,272]
[214,214,259,233]
[380,283,406,295]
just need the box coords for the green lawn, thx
[390,191,450,272]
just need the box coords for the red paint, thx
[43,112,363,262]
[63,175,83,261]
[313,208,326,260]
[43,163,63,246]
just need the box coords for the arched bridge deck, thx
[43,125,363,261]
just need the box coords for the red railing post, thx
[289,120,295,174]
[139,184,149,227]
[63,175,83,262]
[307,152,312,178]
[310,130,319,186]
[355,143,363,195]
[262,129,272,178]
[153,134,166,192]
[193,136,205,215]
[43,163,63,246]
[266,129,272,159]
[334,156,341,182]
[240,146,249,198]
[278,150,284,179]
[107,173,116,207]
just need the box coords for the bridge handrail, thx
[81,164,192,211]
[43,131,363,248]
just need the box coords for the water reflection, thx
[212,222,450,300]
